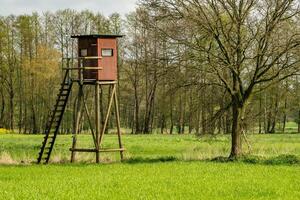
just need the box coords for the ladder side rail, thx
[42,70,70,140]
[38,69,71,163]
[48,69,71,132]
[45,81,73,163]
[38,108,57,163]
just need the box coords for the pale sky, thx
[0,0,138,16]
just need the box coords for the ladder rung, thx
[56,104,65,107]
[61,82,70,85]
[57,104,66,107]
[57,99,67,102]
[38,72,71,164]
[53,114,63,118]
[45,149,51,154]
[58,94,68,97]
[44,151,51,155]
[47,124,58,129]
[50,125,58,130]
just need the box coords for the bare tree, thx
[143,0,300,158]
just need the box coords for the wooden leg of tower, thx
[95,84,100,163]
[113,84,124,161]
[99,84,116,146]
[83,97,97,148]
[71,85,83,163]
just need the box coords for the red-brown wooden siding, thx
[97,38,117,81]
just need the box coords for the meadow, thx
[1,133,300,199]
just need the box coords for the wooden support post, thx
[99,84,116,147]
[70,82,124,164]
[83,97,97,148]
[113,84,124,161]
[71,84,83,162]
[95,83,100,163]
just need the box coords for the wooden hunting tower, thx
[73,34,120,81]
[37,34,124,164]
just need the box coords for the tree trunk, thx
[143,84,156,134]
[195,106,200,135]
[9,90,14,130]
[229,100,242,158]
[31,104,37,134]
[0,87,4,128]
[298,110,300,134]
[282,97,287,133]
[258,91,262,134]
[134,83,140,134]
[160,114,165,134]
[169,94,174,134]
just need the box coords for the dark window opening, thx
[80,49,88,57]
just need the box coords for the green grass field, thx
[1,133,300,199]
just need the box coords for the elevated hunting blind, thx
[37,34,124,164]
[72,34,121,81]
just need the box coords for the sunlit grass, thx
[1,133,300,199]
[0,133,300,163]
[0,162,300,199]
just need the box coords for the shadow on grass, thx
[123,154,300,166]
[1,154,299,166]
[123,156,178,164]
[211,154,300,166]
[33,155,300,166]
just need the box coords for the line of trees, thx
[0,1,300,157]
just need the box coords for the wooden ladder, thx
[37,69,72,164]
